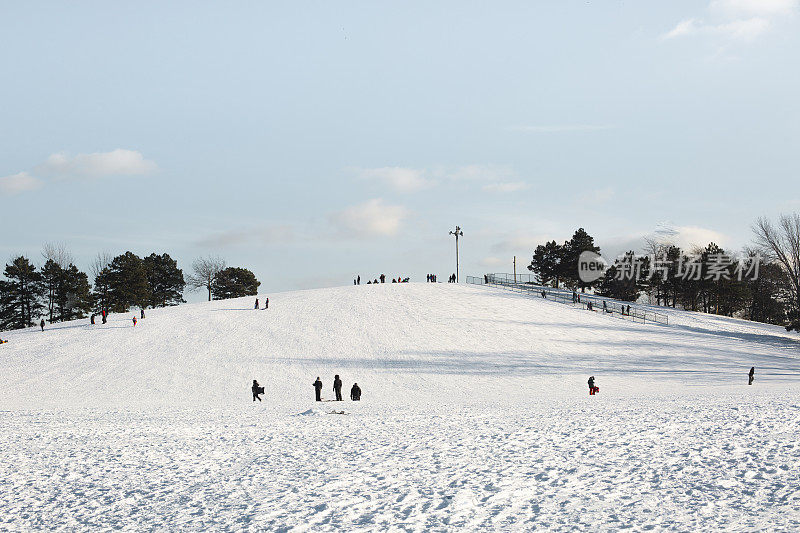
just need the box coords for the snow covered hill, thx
[1,282,798,409]
[2,283,799,531]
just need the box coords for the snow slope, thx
[1,283,799,530]
[1,282,798,409]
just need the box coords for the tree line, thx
[0,247,260,331]
[526,214,800,331]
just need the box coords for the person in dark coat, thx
[265,297,269,309]
[588,376,596,395]
[252,379,264,401]
[333,374,343,401]
[90,313,95,325]
[749,367,755,385]
[380,274,385,283]
[357,275,360,285]
[255,298,259,309]
[141,308,145,319]
[313,377,323,401]
[40,319,45,331]
[350,383,361,401]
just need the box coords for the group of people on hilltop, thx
[426,274,438,282]
[354,274,409,284]
[447,274,457,283]
[254,297,269,310]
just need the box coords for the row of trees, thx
[0,248,261,331]
[526,215,800,331]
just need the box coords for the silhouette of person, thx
[313,377,323,401]
[333,375,343,401]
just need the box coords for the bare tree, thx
[186,256,226,301]
[41,242,73,268]
[89,252,114,282]
[753,214,800,328]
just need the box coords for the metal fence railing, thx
[466,274,669,326]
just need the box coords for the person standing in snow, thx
[265,297,269,309]
[380,274,386,283]
[90,313,95,325]
[588,376,597,395]
[40,318,45,331]
[333,375,343,401]
[252,379,264,401]
[141,308,145,319]
[132,316,137,327]
[254,298,259,309]
[313,377,323,401]
[749,367,755,385]
[350,383,361,401]
[357,275,360,285]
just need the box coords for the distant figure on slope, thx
[252,379,264,401]
[90,313,95,325]
[141,308,145,319]
[265,297,269,309]
[313,377,323,401]
[40,319,45,331]
[132,316,137,327]
[350,383,361,401]
[380,274,386,283]
[102,309,107,324]
[333,374,343,401]
[626,305,631,316]
[254,298,259,309]
[357,275,360,285]
[588,376,599,395]
[603,301,608,313]
[749,367,755,385]
[573,291,577,303]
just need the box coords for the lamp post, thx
[449,226,463,282]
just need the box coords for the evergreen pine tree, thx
[143,253,186,308]
[563,228,601,291]
[106,252,151,312]
[212,267,261,300]
[0,257,45,330]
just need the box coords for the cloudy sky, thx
[1,1,799,298]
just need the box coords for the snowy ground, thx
[1,283,799,530]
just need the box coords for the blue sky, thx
[1,1,799,299]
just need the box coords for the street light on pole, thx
[449,225,463,282]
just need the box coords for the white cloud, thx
[482,182,529,193]
[352,164,518,192]
[663,17,769,41]
[443,164,516,182]
[664,18,699,39]
[663,0,793,42]
[652,224,728,251]
[0,172,43,196]
[329,198,407,237]
[36,149,157,179]
[354,167,431,193]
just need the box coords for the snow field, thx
[1,282,799,530]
